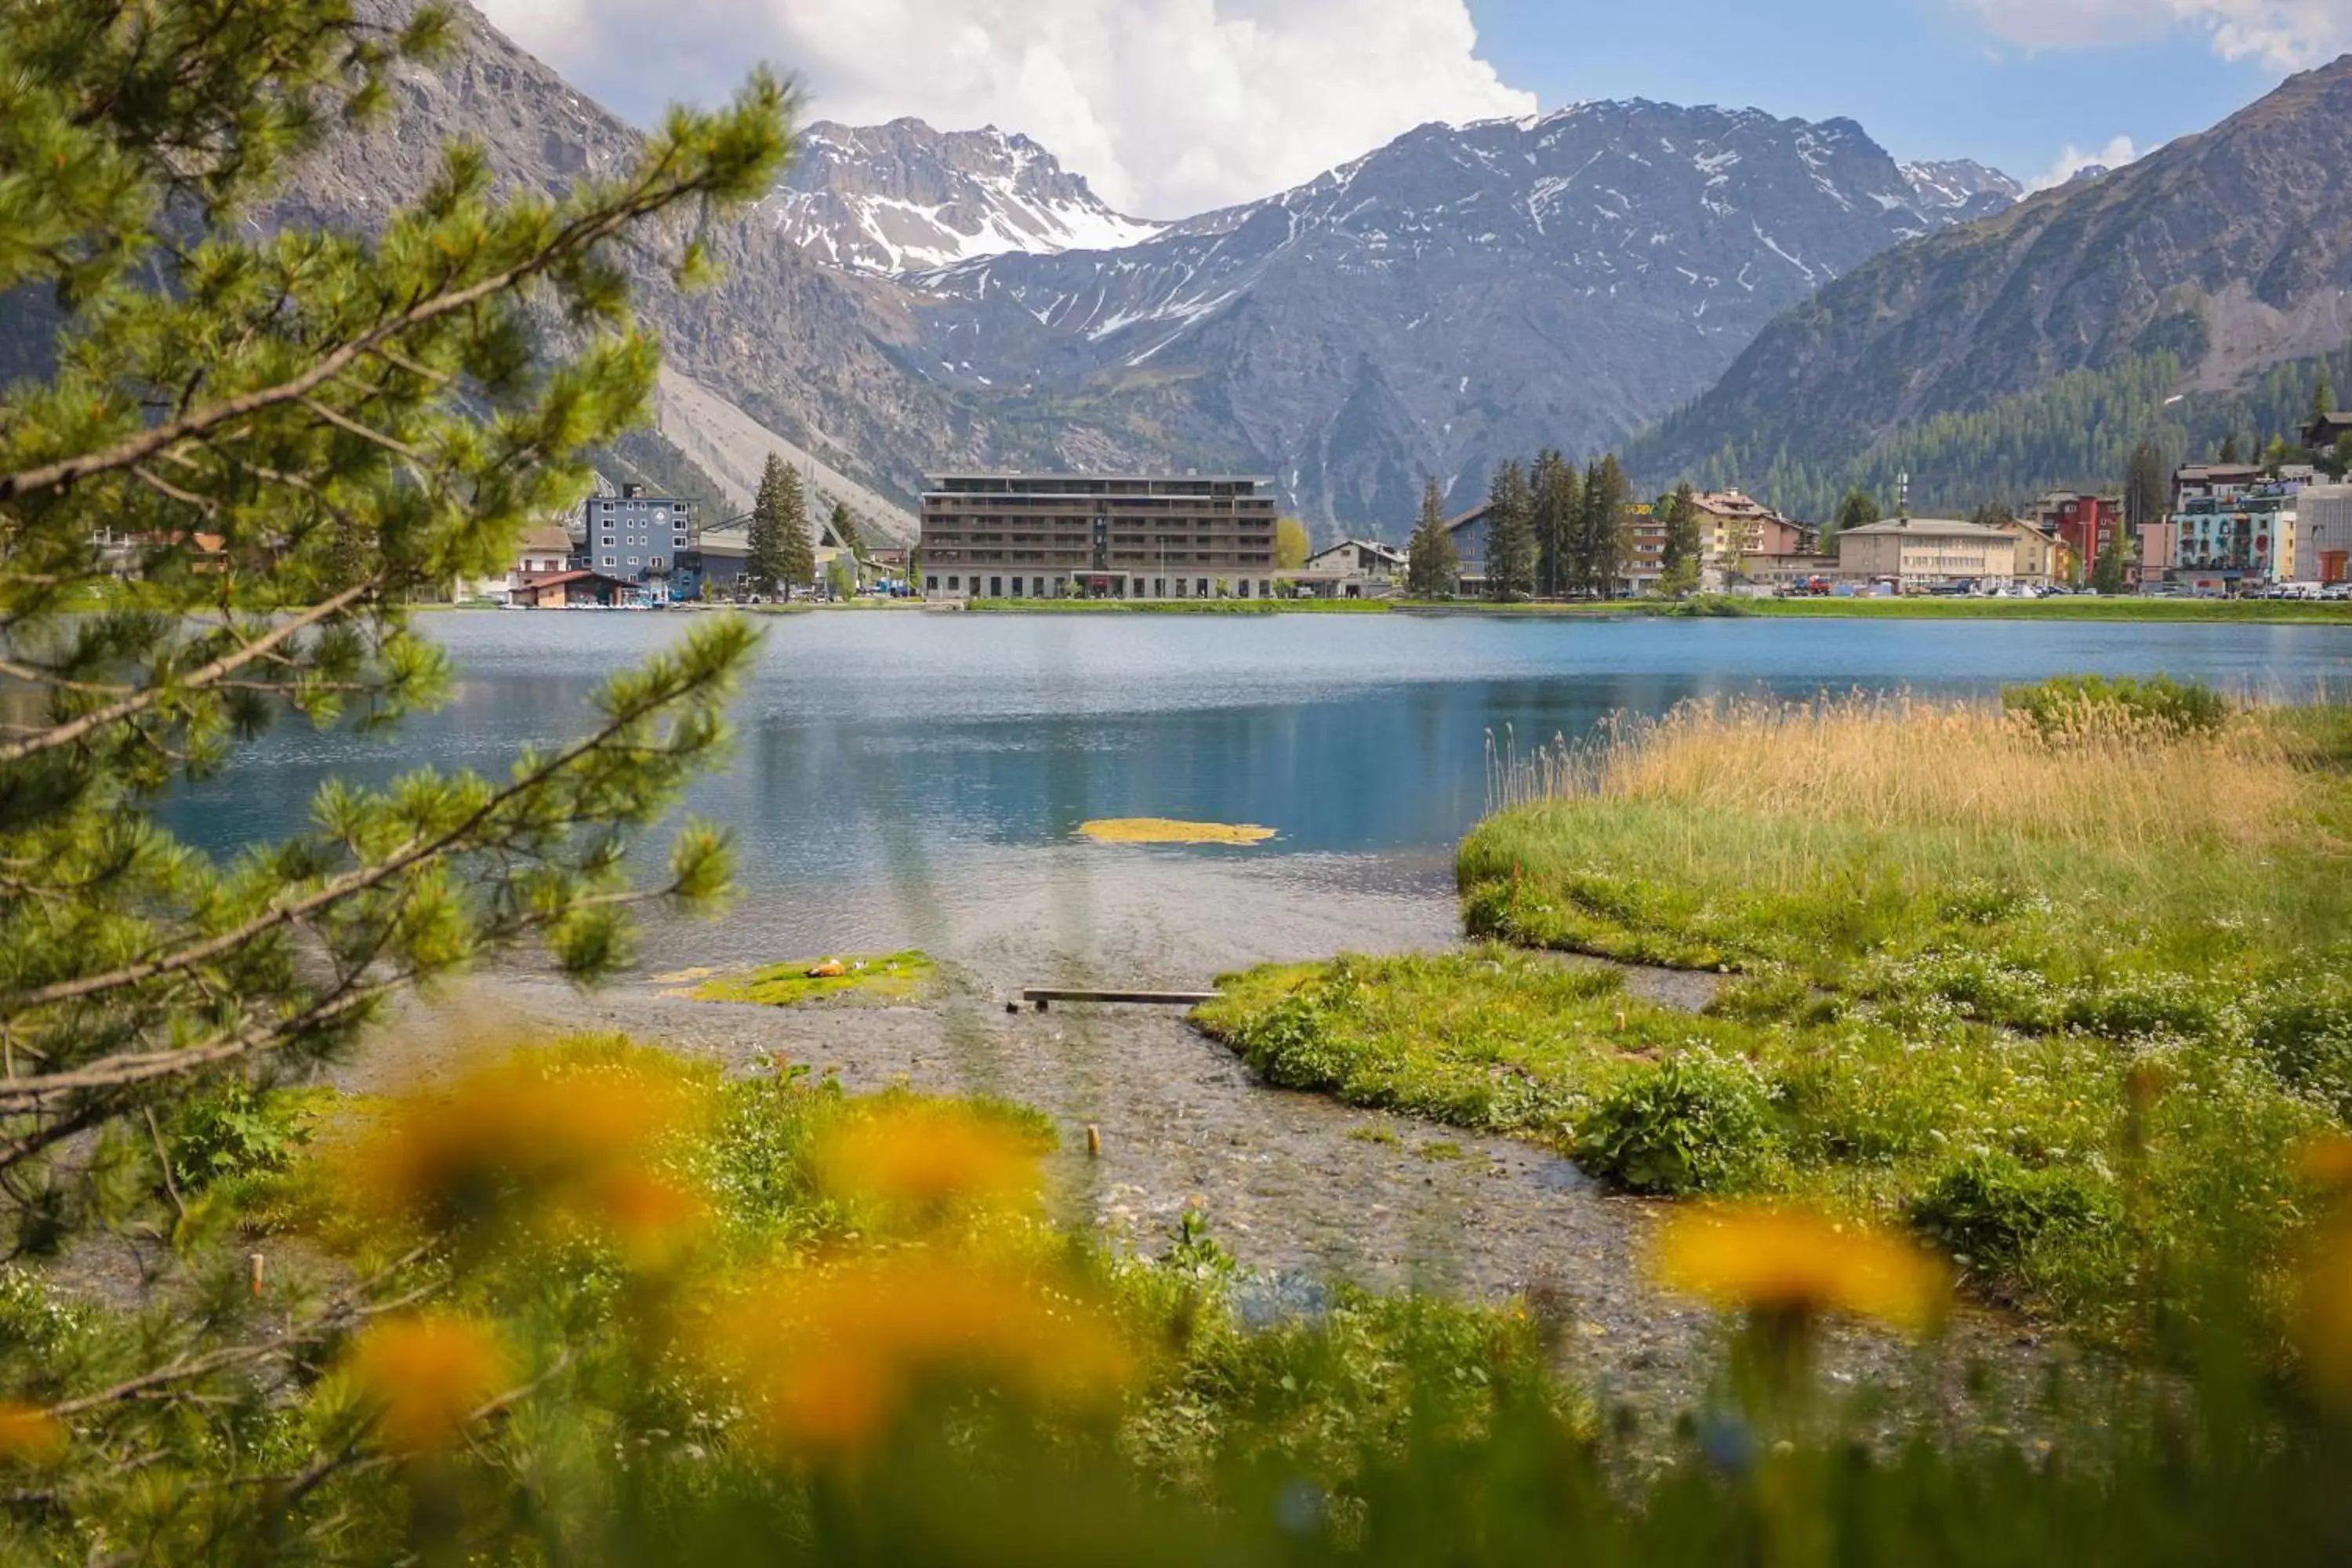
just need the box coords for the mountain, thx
[1898,160,2024,223]
[260,0,1242,541]
[761,119,1163,274]
[1632,56,2352,511]
[812,103,2013,528]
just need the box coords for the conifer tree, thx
[2220,433,2244,463]
[1486,460,1537,601]
[2125,441,2170,529]
[828,499,865,558]
[1831,488,1881,544]
[2314,363,2336,427]
[1575,455,1632,599]
[779,466,816,591]
[746,453,791,597]
[1406,477,1458,597]
[1657,482,1702,597]
[1531,448,1580,598]
[0,0,787,1541]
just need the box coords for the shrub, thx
[2002,673,2228,738]
[2249,986,2352,1120]
[1576,1051,1777,1196]
[167,1081,318,1192]
[1908,1154,2118,1277]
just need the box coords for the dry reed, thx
[1487,691,2304,855]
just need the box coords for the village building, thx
[920,474,1279,601]
[2293,485,2352,584]
[1836,517,2018,587]
[2169,463,2310,587]
[506,569,647,608]
[2034,491,2125,579]
[1296,537,1408,597]
[1994,516,2067,586]
[582,483,695,590]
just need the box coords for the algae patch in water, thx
[1079,818,1276,846]
[680,951,935,1007]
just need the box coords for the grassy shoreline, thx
[956,595,2352,624]
[1197,688,2352,1344]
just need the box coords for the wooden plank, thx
[1018,988,1218,1012]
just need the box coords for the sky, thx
[477,0,2352,216]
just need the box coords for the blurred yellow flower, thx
[347,1051,704,1247]
[345,1315,514,1456]
[711,1250,1133,1456]
[2299,1135,2352,1192]
[816,1102,1045,1218]
[2299,1217,2352,1407]
[1653,1205,1950,1336]
[0,1403,64,1464]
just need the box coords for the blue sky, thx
[1470,0,2285,184]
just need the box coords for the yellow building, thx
[1836,517,2017,586]
[1995,517,2065,585]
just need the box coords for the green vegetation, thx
[684,950,937,1007]
[1202,689,2352,1342]
[1406,475,1460,598]
[966,597,1393,613]
[1639,338,2352,521]
[1739,595,2352,623]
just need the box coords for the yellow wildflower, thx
[348,1051,702,1244]
[2300,1135,2352,1192]
[1078,818,1275,845]
[2299,1217,2352,1407]
[0,1403,64,1464]
[1653,1204,1950,1336]
[344,1315,514,1456]
[815,1102,1046,1218]
[712,1250,1134,1457]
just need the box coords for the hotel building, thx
[920,474,1280,601]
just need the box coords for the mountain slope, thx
[844,103,2013,528]
[761,119,1163,274]
[267,1,1232,535]
[1632,55,2352,503]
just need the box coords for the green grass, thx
[1197,947,2331,1339]
[964,597,1394,614]
[1738,596,2352,623]
[1199,697,2352,1343]
[681,950,937,1007]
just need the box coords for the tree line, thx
[1404,452,1706,601]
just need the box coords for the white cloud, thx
[1954,0,2352,71]
[474,0,1537,217]
[2027,133,2140,191]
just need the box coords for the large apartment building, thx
[2169,463,2308,586]
[920,474,1280,600]
[581,483,695,583]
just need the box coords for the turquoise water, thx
[163,611,2352,983]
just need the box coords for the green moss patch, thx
[683,950,936,1007]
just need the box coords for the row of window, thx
[922,574,1270,600]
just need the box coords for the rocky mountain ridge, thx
[1631,54,2352,499]
[804,103,2018,525]
[760,119,1164,274]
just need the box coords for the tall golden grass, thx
[1489,692,2305,855]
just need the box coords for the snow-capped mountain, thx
[854,103,2016,526]
[760,118,1164,274]
[1899,158,2025,222]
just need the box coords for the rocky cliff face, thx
[761,120,1163,274]
[837,103,2013,527]
[1633,56,2352,489]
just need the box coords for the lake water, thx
[167,610,2352,987]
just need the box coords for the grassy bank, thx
[1737,596,2352,623]
[1200,687,2352,1345]
[964,597,1393,614]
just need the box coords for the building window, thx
[948,576,960,591]
[925,575,938,592]
[602,535,615,546]
[1196,579,1210,597]
[627,557,639,566]
[989,576,1002,597]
